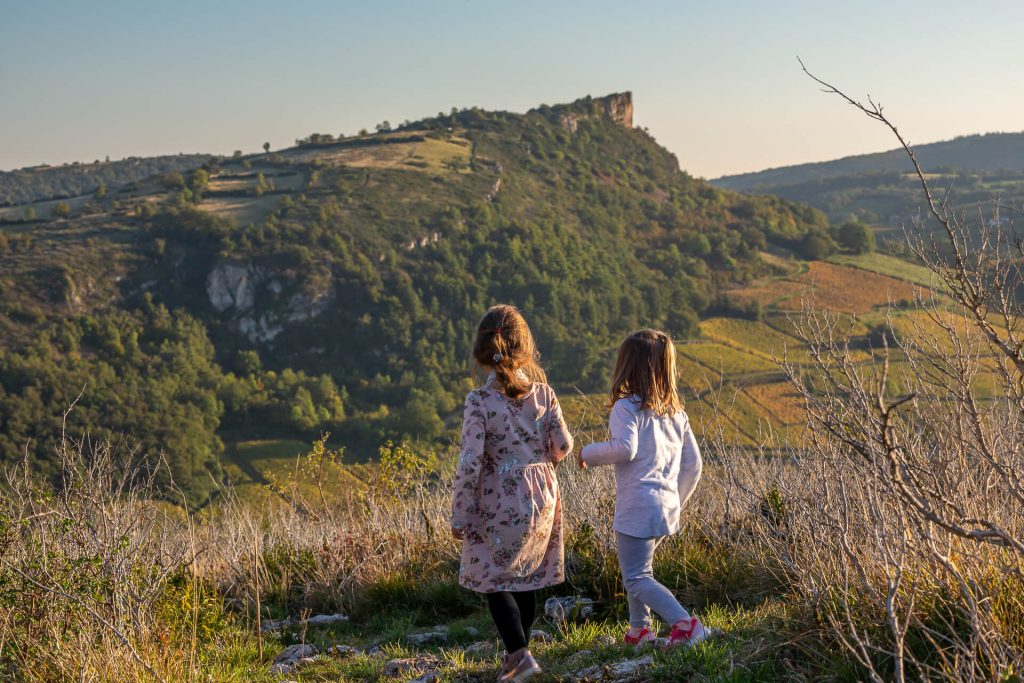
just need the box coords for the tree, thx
[798,231,836,260]
[52,202,71,219]
[375,121,392,134]
[190,169,209,194]
[263,142,270,154]
[837,220,875,254]
[95,182,107,199]
[23,207,36,221]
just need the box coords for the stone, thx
[406,625,448,645]
[383,655,439,677]
[573,655,654,682]
[268,643,317,674]
[260,617,291,633]
[328,644,359,658]
[305,612,349,627]
[462,641,494,656]
[594,634,616,647]
[530,629,553,643]
[294,657,318,669]
[464,626,480,637]
[408,674,440,683]
[544,596,594,624]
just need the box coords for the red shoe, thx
[623,626,657,646]
[666,617,709,647]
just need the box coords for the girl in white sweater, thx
[579,329,706,647]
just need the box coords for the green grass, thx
[221,438,368,510]
[828,252,938,288]
[699,317,806,361]
[678,343,779,378]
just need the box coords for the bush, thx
[837,220,875,254]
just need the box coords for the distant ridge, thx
[713,132,1024,191]
[0,154,215,206]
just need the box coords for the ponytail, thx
[472,305,546,398]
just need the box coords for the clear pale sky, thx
[2,0,1021,178]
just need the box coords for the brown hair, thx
[608,329,683,416]
[472,304,547,399]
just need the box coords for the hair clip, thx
[493,326,503,335]
[492,352,504,364]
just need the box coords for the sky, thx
[2,0,1022,178]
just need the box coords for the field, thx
[281,133,472,175]
[678,342,780,376]
[828,252,939,287]
[731,260,923,313]
[699,317,806,360]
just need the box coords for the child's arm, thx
[545,391,574,464]
[580,400,639,467]
[451,392,485,538]
[677,414,703,506]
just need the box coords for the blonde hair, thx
[608,329,682,416]
[472,304,547,399]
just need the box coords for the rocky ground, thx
[255,596,751,683]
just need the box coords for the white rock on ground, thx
[260,612,348,633]
[408,674,440,683]
[544,596,594,624]
[306,613,349,627]
[463,641,495,656]
[530,629,554,642]
[406,625,449,645]
[573,655,655,682]
[383,655,440,678]
[268,644,317,674]
[328,644,359,658]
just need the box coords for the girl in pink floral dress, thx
[451,304,573,683]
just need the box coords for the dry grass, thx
[282,135,471,175]
[732,261,923,314]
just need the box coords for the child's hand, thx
[576,451,588,470]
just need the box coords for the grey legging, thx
[616,532,691,628]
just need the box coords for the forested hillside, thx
[711,132,1024,229]
[0,92,830,504]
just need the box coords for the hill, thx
[710,132,1024,230]
[0,154,215,207]
[713,132,1024,190]
[0,91,834,504]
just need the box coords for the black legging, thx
[485,590,536,652]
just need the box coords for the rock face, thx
[207,262,264,312]
[205,260,334,345]
[600,92,633,128]
[556,92,634,133]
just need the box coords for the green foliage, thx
[0,304,225,504]
[373,440,433,497]
[798,230,837,260]
[51,201,70,218]
[837,220,875,254]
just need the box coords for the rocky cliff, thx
[600,92,633,127]
[551,92,634,133]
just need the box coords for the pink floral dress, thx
[451,377,573,592]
